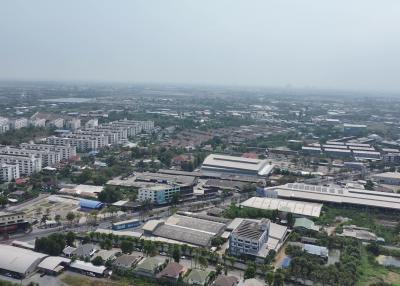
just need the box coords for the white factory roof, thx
[324,148,351,153]
[240,197,323,217]
[372,172,400,179]
[202,154,271,176]
[75,184,104,194]
[0,245,48,275]
[70,260,106,274]
[95,228,142,238]
[38,256,70,271]
[267,183,400,210]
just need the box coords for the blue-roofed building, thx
[281,257,291,268]
[80,199,104,210]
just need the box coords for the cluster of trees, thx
[285,238,362,286]
[224,204,279,222]
[0,126,54,145]
[35,232,75,256]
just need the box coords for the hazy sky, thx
[1,0,400,92]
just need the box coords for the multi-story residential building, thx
[229,219,270,257]
[138,184,181,205]
[0,117,9,134]
[0,154,42,175]
[0,211,28,234]
[85,118,99,128]
[65,133,108,149]
[0,146,60,167]
[383,153,400,164]
[65,118,81,130]
[0,164,20,182]
[29,118,46,127]
[11,118,28,130]
[110,119,154,136]
[20,143,77,161]
[46,136,98,152]
[50,118,64,128]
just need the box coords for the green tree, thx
[120,240,134,254]
[66,212,75,225]
[172,245,181,263]
[265,271,274,286]
[244,263,256,279]
[92,256,104,266]
[65,231,76,246]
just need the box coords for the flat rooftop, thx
[201,154,271,176]
[240,197,322,217]
[267,183,400,210]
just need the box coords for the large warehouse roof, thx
[201,154,272,176]
[240,197,323,217]
[79,199,104,209]
[153,223,214,247]
[166,214,225,235]
[266,183,400,210]
[0,245,47,275]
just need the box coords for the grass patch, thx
[315,206,400,243]
[61,275,120,286]
[357,248,400,286]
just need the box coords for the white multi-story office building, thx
[0,164,20,182]
[0,154,42,175]
[138,184,180,205]
[229,219,270,256]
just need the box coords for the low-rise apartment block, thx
[0,163,20,182]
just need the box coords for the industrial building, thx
[138,184,181,205]
[263,183,400,211]
[143,214,226,247]
[0,245,48,278]
[0,210,28,234]
[112,218,141,230]
[201,154,274,177]
[79,199,104,210]
[343,123,367,136]
[240,197,323,218]
[372,172,400,186]
[227,218,288,260]
[37,256,71,275]
[229,219,270,257]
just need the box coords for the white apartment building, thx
[11,118,28,130]
[0,164,20,182]
[46,136,98,152]
[50,118,64,128]
[85,118,99,128]
[0,117,9,134]
[66,118,81,130]
[20,143,77,161]
[29,118,46,127]
[0,154,42,175]
[0,146,60,167]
